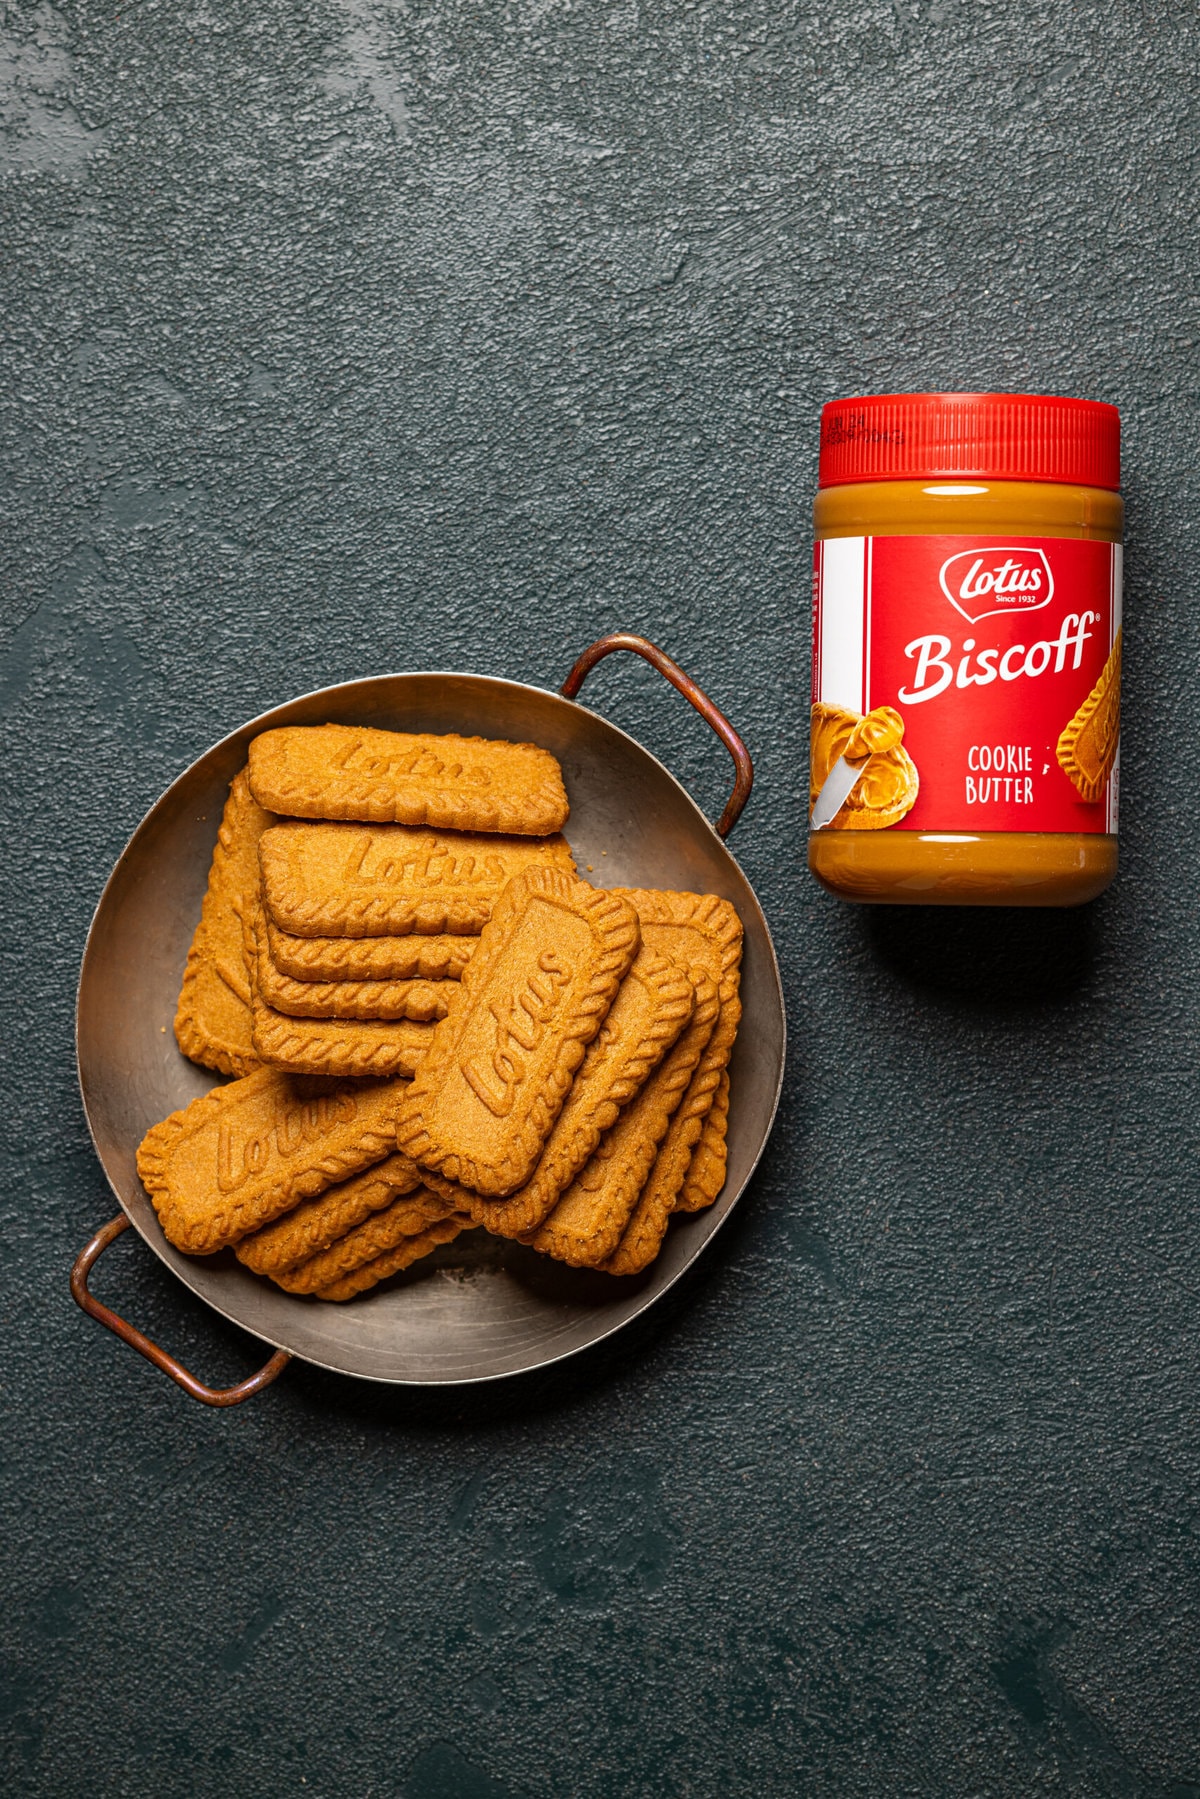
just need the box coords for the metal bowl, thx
[73,637,786,1393]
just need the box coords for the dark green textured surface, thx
[3,0,1199,1793]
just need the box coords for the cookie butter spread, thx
[809,391,1122,906]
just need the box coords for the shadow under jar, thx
[809,392,1123,907]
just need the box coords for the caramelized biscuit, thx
[255,950,453,1024]
[675,1067,729,1213]
[248,723,569,835]
[271,1185,460,1294]
[395,868,640,1198]
[528,969,720,1268]
[174,769,274,1076]
[1057,628,1122,803]
[234,1152,423,1276]
[248,905,435,1076]
[423,948,695,1238]
[266,920,476,984]
[612,888,742,1171]
[136,1068,406,1255]
[260,821,575,939]
[314,1217,471,1302]
[251,995,434,1079]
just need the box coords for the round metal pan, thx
[72,635,786,1395]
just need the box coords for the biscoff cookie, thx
[601,1026,727,1275]
[174,769,275,1077]
[272,1186,460,1294]
[612,887,742,1178]
[136,1068,406,1255]
[248,723,569,835]
[266,919,476,984]
[234,1152,423,1277]
[675,1067,729,1213]
[260,821,575,939]
[528,969,720,1269]
[252,994,434,1079]
[255,946,453,1024]
[423,948,695,1239]
[247,905,435,1076]
[314,1216,471,1302]
[395,868,640,1198]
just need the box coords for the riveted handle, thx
[561,632,754,838]
[71,1214,291,1407]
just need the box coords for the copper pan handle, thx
[70,1214,291,1407]
[561,632,753,838]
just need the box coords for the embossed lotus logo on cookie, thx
[938,546,1054,625]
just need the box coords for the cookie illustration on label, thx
[809,703,919,831]
[259,821,576,939]
[395,867,640,1197]
[248,723,569,835]
[1057,628,1122,804]
[174,769,275,1076]
[136,1068,406,1254]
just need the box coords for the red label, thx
[811,534,1122,833]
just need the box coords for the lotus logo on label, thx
[938,546,1055,625]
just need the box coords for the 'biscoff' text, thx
[897,611,1098,705]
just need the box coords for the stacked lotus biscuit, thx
[140,722,741,1301]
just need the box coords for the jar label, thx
[810,535,1122,833]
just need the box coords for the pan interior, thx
[77,673,786,1384]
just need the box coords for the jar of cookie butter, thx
[809,392,1122,906]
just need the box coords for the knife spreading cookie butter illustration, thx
[394,867,641,1198]
[1057,628,1122,803]
[809,703,919,831]
[248,723,569,835]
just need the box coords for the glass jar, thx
[809,392,1122,906]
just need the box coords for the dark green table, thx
[3,3,1198,1793]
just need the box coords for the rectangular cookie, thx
[174,769,275,1077]
[234,1152,424,1276]
[526,968,720,1269]
[423,948,695,1239]
[612,886,742,1167]
[675,1067,729,1214]
[265,920,477,984]
[259,821,576,938]
[271,1186,462,1294]
[136,1068,407,1255]
[251,993,434,1079]
[248,723,569,835]
[247,905,435,1077]
[314,1217,472,1302]
[254,945,454,1023]
[395,867,640,1198]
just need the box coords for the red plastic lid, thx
[818,391,1121,491]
